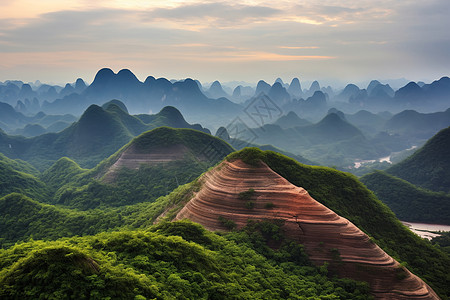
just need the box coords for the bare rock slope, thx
[102,144,189,182]
[175,159,439,299]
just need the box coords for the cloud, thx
[0,8,200,52]
[142,2,282,28]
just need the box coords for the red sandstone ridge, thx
[175,159,440,299]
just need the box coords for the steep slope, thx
[387,126,450,193]
[0,102,29,128]
[361,171,450,224]
[175,158,438,299]
[0,152,38,175]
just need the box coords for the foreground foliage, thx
[0,221,371,299]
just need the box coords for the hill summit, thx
[101,127,233,182]
[171,148,440,299]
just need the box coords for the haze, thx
[1,0,449,85]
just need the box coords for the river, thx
[401,221,450,240]
[353,145,418,169]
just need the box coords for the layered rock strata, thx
[102,144,189,182]
[175,159,439,299]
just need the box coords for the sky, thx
[0,0,449,87]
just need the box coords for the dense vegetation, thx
[0,220,371,299]
[387,126,450,193]
[0,153,50,201]
[361,171,450,224]
[0,180,202,248]
[432,232,450,255]
[227,148,450,298]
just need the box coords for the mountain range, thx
[2,69,449,129]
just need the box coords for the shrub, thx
[264,202,274,209]
[218,216,236,230]
[238,188,255,200]
[245,201,255,209]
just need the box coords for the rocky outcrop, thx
[175,159,439,299]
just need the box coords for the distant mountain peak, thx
[75,78,86,89]
[309,80,320,92]
[92,68,115,83]
[158,105,184,118]
[102,99,129,113]
[116,69,140,83]
[288,78,302,97]
[255,80,271,96]
[215,126,230,140]
[275,77,284,85]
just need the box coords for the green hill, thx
[45,127,233,209]
[40,157,88,191]
[101,99,129,113]
[62,104,135,159]
[361,171,450,224]
[0,152,38,175]
[0,154,49,201]
[387,126,450,193]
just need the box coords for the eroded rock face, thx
[102,144,189,182]
[175,159,439,299]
